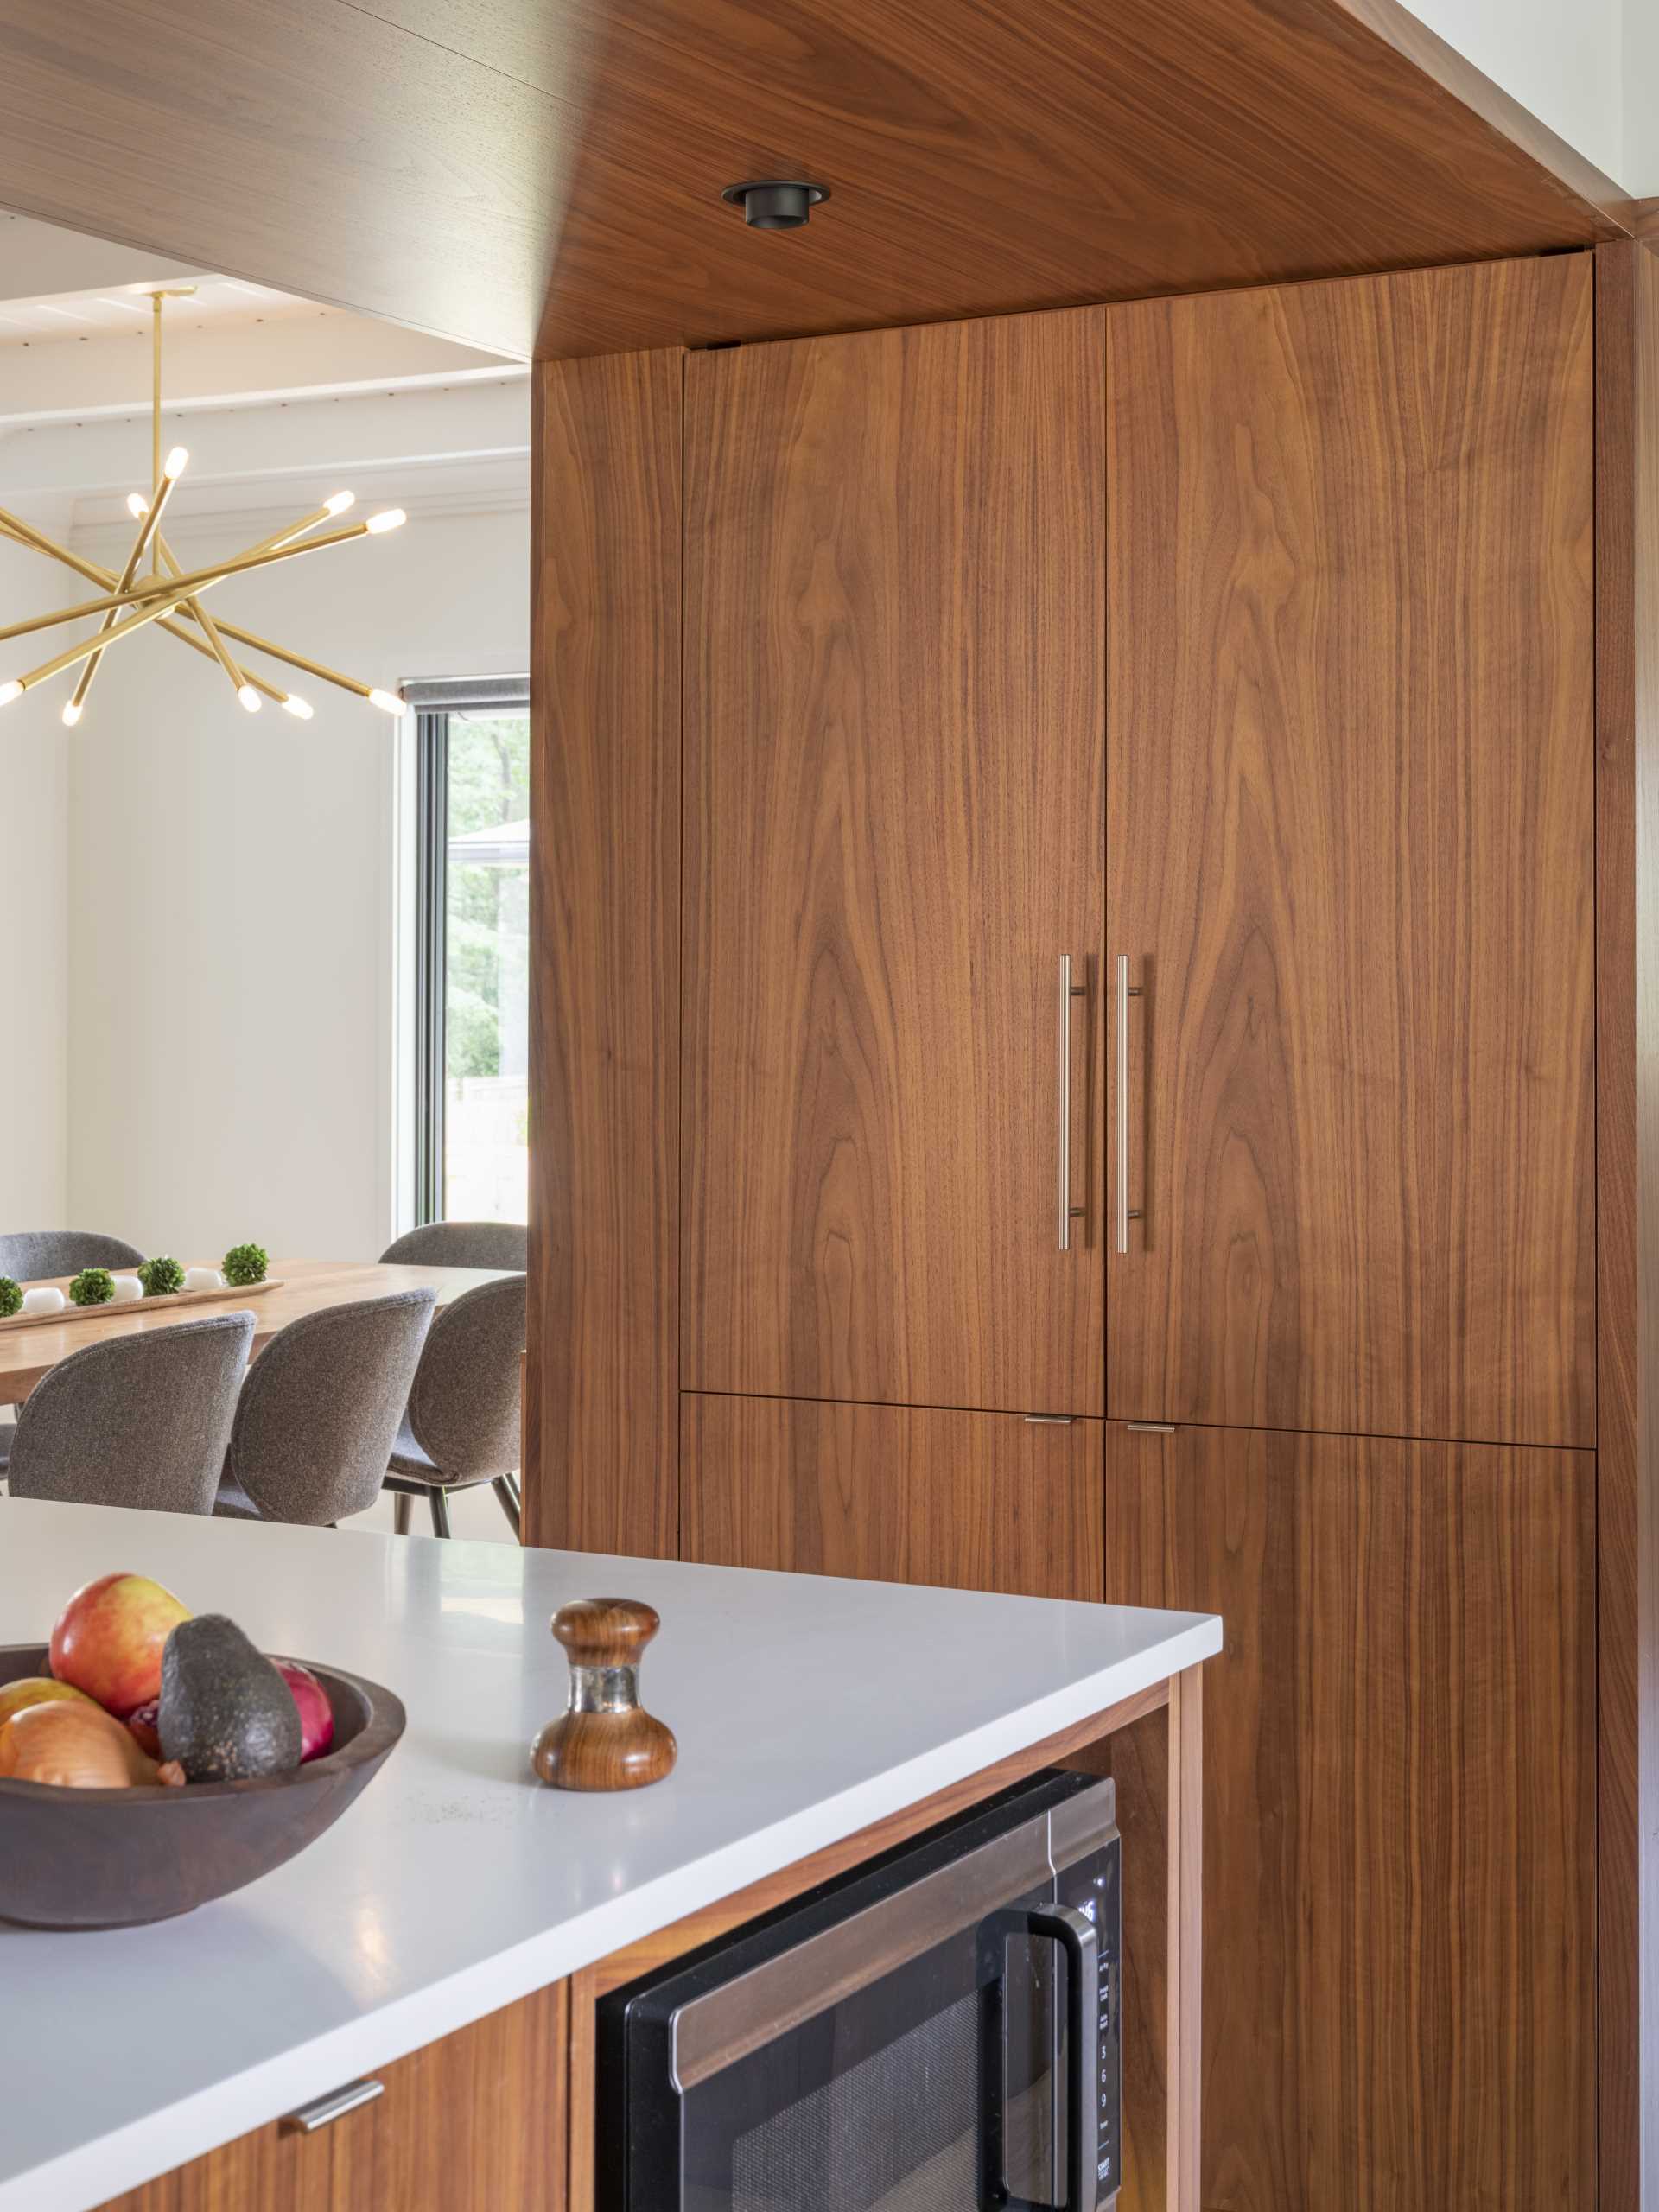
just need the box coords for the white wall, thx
[62,493,528,1266]
[1406,0,1658,194]
[0,530,70,1230]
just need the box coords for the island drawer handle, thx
[283,2078,386,2133]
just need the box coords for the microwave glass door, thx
[683,1876,1063,2211]
[612,1772,1122,2212]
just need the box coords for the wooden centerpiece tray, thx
[0,1274,285,1333]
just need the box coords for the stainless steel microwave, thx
[598,1769,1122,2210]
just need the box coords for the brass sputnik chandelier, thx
[0,289,408,726]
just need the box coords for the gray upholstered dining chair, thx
[7,1313,255,1515]
[379,1220,527,1270]
[214,1289,435,1527]
[0,1231,148,1477]
[0,1229,146,1280]
[382,1274,527,1538]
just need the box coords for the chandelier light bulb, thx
[369,688,405,715]
[127,493,149,520]
[324,492,356,517]
[281,694,315,720]
[60,699,82,728]
[163,445,189,480]
[238,684,262,713]
[0,679,25,707]
[365,508,405,535]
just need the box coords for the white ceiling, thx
[0,210,530,530]
[0,211,524,434]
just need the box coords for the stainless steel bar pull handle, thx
[283,2079,385,2134]
[1116,954,1144,1255]
[1058,955,1086,1251]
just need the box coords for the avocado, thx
[158,1614,302,1782]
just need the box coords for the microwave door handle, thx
[977,1900,1099,2212]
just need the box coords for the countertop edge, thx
[12,1612,1221,2212]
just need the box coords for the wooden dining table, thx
[0,1257,519,1406]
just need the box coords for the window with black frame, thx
[409,677,531,1226]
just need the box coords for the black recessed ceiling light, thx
[721,180,830,231]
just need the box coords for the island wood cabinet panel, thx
[681,1392,1104,1601]
[1106,254,1597,1447]
[94,1982,568,2212]
[1105,1421,1596,2211]
[681,307,1106,1419]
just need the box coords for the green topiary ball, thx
[0,1277,22,1319]
[69,1268,115,1307]
[222,1242,269,1287]
[137,1255,186,1299]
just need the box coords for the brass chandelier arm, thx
[0,510,286,703]
[10,577,225,694]
[153,531,253,704]
[67,462,182,720]
[0,518,379,649]
[191,613,391,704]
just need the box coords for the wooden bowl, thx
[0,1643,406,1929]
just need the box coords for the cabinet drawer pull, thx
[1024,1414,1074,1426]
[1125,1421,1177,1434]
[283,2078,385,2133]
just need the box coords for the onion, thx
[0,1677,95,1734]
[0,1699,164,1788]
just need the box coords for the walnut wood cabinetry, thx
[94,1984,569,2212]
[681,308,1106,1418]
[530,244,1653,2206]
[682,1395,1103,1600]
[1107,1422,1596,2210]
[1106,256,1596,1446]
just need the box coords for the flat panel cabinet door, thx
[1106,1421,1595,2210]
[683,310,1106,1416]
[682,1394,1104,1601]
[1106,257,1596,1444]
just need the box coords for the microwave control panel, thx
[1058,1832,1122,2208]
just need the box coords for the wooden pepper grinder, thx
[531,1597,677,1791]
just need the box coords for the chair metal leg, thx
[393,1492,413,1536]
[428,1487,453,1538]
[493,1471,523,1541]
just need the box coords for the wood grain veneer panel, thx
[525,352,681,1556]
[532,0,1629,358]
[1106,1422,1595,2210]
[327,1983,568,2210]
[0,0,1632,359]
[1107,254,1597,1446]
[681,1393,1104,1601]
[683,309,1105,1415]
[1592,235,1659,2212]
[96,1984,568,2212]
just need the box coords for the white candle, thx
[21,1287,66,1317]
[109,1274,143,1303]
[183,1267,224,1293]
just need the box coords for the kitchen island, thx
[0,1500,1219,2212]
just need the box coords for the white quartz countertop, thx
[0,1498,1219,2212]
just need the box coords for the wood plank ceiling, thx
[0,0,1637,360]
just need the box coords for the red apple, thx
[49,1573,191,1718]
[273,1659,334,1763]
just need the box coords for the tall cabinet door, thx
[1106,1421,1595,2211]
[1106,257,1596,1444]
[683,310,1105,1415]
